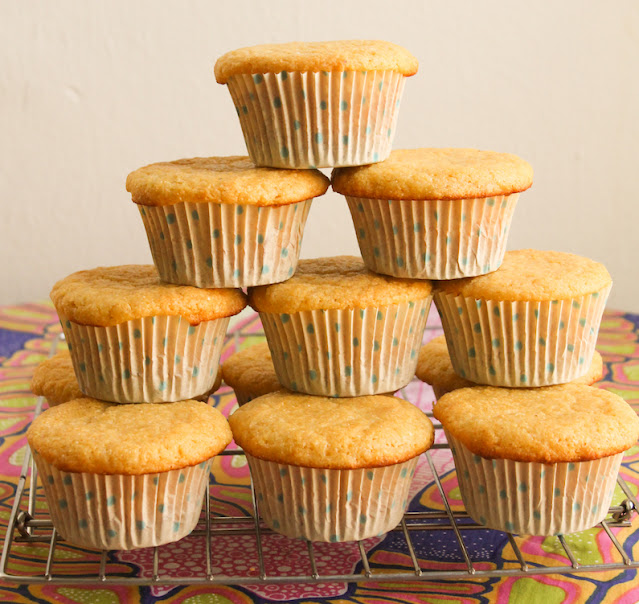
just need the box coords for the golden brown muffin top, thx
[126,156,330,207]
[51,265,247,326]
[249,256,433,313]
[434,384,639,463]
[221,342,281,397]
[31,350,84,406]
[435,250,611,302]
[214,40,418,84]
[229,391,434,469]
[416,335,604,396]
[27,398,232,474]
[332,148,533,200]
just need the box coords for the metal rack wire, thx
[1,329,638,586]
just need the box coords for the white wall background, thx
[1,1,638,310]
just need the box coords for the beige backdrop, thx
[2,1,638,310]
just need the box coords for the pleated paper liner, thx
[247,455,418,542]
[434,284,611,387]
[32,451,212,550]
[345,194,519,279]
[226,70,405,168]
[259,298,432,397]
[58,313,229,403]
[139,199,312,288]
[445,432,622,536]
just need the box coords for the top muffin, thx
[332,148,533,200]
[249,256,433,313]
[126,156,329,207]
[214,40,418,83]
[51,265,247,326]
[436,249,612,301]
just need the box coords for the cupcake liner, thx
[247,454,418,542]
[434,285,611,387]
[446,431,622,535]
[226,70,406,168]
[345,194,519,280]
[32,450,211,550]
[138,199,312,288]
[232,389,264,407]
[58,313,229,403]
[259,298,431,397]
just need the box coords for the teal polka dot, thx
[281,248,289,258]
[340,100,348,111]
[489,364,496,376]
[320,101,327,110]
[279,468,288,477]
[476,301,482,308]
[505,521,515,532]
[136,520,146,531]
[513,313,519,321]
[547,362,555,373]
[205,257,213,268]
[59,498,68,509]
[330,534,339,542]
[178,473,185,483]
[257,234,264,244]
[300,89,306,99]
[373,152,379,161]
[487,198,495,207]
[233,269,241,278]
[352,337,359,347]
[153,476,159,485]
[334,322,340,332]
[520,374,527,383]
[280,145,289,158]
[392,337,399,347]
[554,488,561,497]
[411,349,416,359]
[241,105,248,114]
[579,318,587,327]
[493,306,501,317]
[532,510,542,520]
[514,341,523,351]
[358,228,366,238]
[253,74,263,84]
[159,231,165,240]
[371,374,378,383]
[366,470,374,480]
[107,529,117,538]
[309,369,317,380]
[276,493,284,503]
[499,490,507,499]
[186,239,193,249]
[307,323,315,334]
[457,307,463,315]
[85,492,94,501]
[468,347,476,358]
[158,381,167,392]
[539,337,546,346]
[281,313,290,323]
[400,467,408,478]
[158,504,165,513]
[174,355,181,364]
[192,366,199,377]
[133,329,142,339]
[342,134,349,145]
[478,485,485,494]
[492,338,500,347]
[346,491,353,502]
[235,234,242,245]
[261,265,270,275]
[534,309,539,318]
[278,221,284,230]
[79,519,88,529]
[283,351,289,360]
[122,368,131,379]
[573,502,581,511]
[325,503,332,513]
[79,362,86,373]
[320,474,327,484]
[167,213,176,224]
[298,505,306,515]
[344,366,352,377]
[187,325,196,336]
[579,356,585,364]
[387,128,392,137]
[212,229,220,239]
[314,132,323,143]
[473,322,481,333]
[518,483,528,492]
[376,311,383,321]
[280,70,288,80]
[473,455,482,464]
[359,513,367,524]
[173,521,181,532]
[592,504,599,514]
[559,320,565,329]
[107,495,116,507]
[479,516,486,525]
[568,463,576,471]
[373,247,380,257]
[140,208,146,217]
[572,300,581,309]
[396,257,405,267]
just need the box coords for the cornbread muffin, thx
[127,157,329,288]
[214,40,418,168]
[229,391,434,541]
[220,341,282,405]
[433,250,611,388]
[416,335,604,399]
[434,384,639,535]
[51,265,245,403]
[28,398,232,549]
[248,256,433,396]
[332,148,533,280]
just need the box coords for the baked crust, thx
[229,391,434,469]
[221,341,281,397]
[215,40,418,84]
[127,156,329,207]
[31,351,83,406]
[27,398,232,474]
[249,256,432,313]
[434,384,639,463]
[332,148,533,200]
[51,265,247,326]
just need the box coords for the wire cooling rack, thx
[1,329,638,586]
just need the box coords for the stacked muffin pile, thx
[28,40,638,551]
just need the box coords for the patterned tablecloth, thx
[0,302,638,604]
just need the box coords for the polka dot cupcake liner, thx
[225,70,405,168]
[434,285,611,387]
[58,313,229,403]
[445,431,623,535]
[247,454,418,542]
[139,199,312,288]
[32,450,212,550]
[258,299,431,397]
[344,194,519,280]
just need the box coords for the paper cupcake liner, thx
[259,298,432,397]
[434,285,611,387]
[445,431,622,535]
[58,313,229,403]
[226,70,406,168]
[345,194,519,280]
[139,199,312,288]
[32,451,211,550]
[232,388,267,407]
[247,454,418,542]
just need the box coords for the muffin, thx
[416,335,604,399]
[434,249,611,387]
[229,391,434,542]
[50,265,246,403]
[31,350,223,406]
[248,256,433,397]
[220,341,282,405]
[126,156,329,288]
[332,148,533,280]
[214,40,418,168]
[434,384,639,535]
[27,398,232,550]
